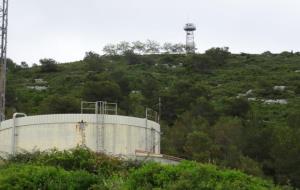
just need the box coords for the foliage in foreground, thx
[126,162,283,190]
[0,148,286,190]
[0,165,98,190]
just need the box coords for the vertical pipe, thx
[112,123,116,154]
[12,113,26,155]
[95,102,99,152]
[158,97,161,124]
[145,108,148,152]
[127,126,131,155]
[102,102,105,152]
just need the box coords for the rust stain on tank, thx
[76,120,87,146]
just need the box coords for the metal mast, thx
[0,0,8,121]
[184,23,196,54]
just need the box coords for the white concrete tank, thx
[0,114,160,157]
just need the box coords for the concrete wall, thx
[0,114,160,157]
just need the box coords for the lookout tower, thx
[184,23,196,54]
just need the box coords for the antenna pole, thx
[0,0,8,121]
[158,97,161,124]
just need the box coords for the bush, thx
[84,51,105,72]
[126,161,281,190]
[185,54,213,73]
[224,98,251,117]
[40,58,58,72]
[41,95,80,114]
[205,47,231,66]
[2,148,285,190]
[83,81,122,102]
[7,148,125,177]
[0,164,98,190]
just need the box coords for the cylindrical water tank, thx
[0,114,160,157]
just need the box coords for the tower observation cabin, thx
[184,23,196,54]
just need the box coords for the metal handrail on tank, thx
[81,101,118,115]
[145,108,158,123]
[81,101,160,153]
[81,101,118,152]
[145,108,159,152]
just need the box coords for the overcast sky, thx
[8,0,300,64]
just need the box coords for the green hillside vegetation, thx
[4,46,300,188]
[0,148,285,190]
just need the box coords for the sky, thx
[8,0,300,64]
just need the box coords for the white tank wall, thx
[0,114,160,156]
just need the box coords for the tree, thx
[6,58,21,72]
[271,127,300,187]
[184,131,215,162]
[185,54,213,73]
[103,44,118,56]
[109,69,131,96]
[191,97,219,125]
[205,47,231,66]
[83,81,122,102]
[83,51,104,72]
[162,43,173,53]
[40,58,58,72]
[168,81,210,114]
[140,74,160,104]
[171,43,185,54]
[162,43,185,54]
[212,117,244,167]
[132,41,146,54]
[164,112,209,157]
[124,50,141,65]
[224,98,251,118]
[116,41,131,55]
[126,92,145,117]
[287,111,300,129]
[41,95,80,114]
[145,40,160,54]
[20,61,29,69]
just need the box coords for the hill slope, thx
[5,49,300,188]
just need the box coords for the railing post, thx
[145,108,148,152]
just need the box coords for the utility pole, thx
[0,0,8,121]
[158,97,161,124]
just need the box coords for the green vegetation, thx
[0,148,284,190]
[5,46,300,188]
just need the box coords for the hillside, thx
[5,48,300,188]
[0,148,284,190]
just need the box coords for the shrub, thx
[84,51,105,72]
[126,161,282,190]
[7,148,124,177]
[0,164,98,190]
[41,95,80,114]
[40,58,58,72]
[2,148,286,190]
